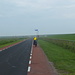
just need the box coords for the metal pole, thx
[35,29,39,38]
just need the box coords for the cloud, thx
[63,13,75,19]
[9,0,53,9]
[62,5,75,8]
[0,15,3,17]
[0,0,75,19]
[1,0,75,10]
[1,0,75,9]
[1,0,59,9]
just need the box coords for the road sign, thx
[35,29,38,31]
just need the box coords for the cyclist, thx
[33,37,37,47]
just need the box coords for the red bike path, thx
[28,45,58,75]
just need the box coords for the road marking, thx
[30,53,32,56]
[31,50,32,54]
[30,56,32,59]
[28,66,31,72]
[29,60,31,64]
[31,42,33,54]
[27,42,33,73]
[31,47,33,54]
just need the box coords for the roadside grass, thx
[43,38,75,53]
[48,34,75,40]
[38,40,75,75]
[0,40,23,48]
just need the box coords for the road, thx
[0,39,33,75]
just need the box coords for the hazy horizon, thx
[0,0,75,36]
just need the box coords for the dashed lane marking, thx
[27,42,33,73]
[28,66,31,72]
[30,54,32,56]
[29,60,31,64]
[30,56,32,59]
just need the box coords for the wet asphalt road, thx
[0,39,33,75]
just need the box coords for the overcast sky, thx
[0,0,75,36]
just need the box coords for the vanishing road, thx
[0,39,32,75]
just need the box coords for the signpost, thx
[35,29,39,38]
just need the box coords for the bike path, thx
[28,45,58,75]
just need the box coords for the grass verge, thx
[0,40,23,48]
[38,40,75,75]
[48,34,75,40]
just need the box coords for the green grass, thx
[47,34,75,40]
[0,38,25,48]
[38,40,75,75]
[0,40,22,48]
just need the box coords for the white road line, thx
[29,60,31,64]
[30,47,33,56]
[30,56,32,59]
[31,42,33,54]
[30,53,32,56]
[31,50,32,54]
[28,66,31,72]
[27,41,33,73]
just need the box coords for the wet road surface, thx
[0,39,32,75]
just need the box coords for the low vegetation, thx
[38,40,75,75]
[0,37,25,48]
[41,34,75,53]
[43,38,75,53]
[39,34,75,75]
[47,34,75,40]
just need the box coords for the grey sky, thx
[0,0,75,36]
